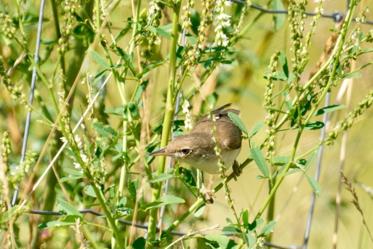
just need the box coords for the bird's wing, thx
[198,104,240,123]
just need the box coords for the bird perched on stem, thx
[151,104,243,175]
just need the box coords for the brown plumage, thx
[151,104,242,174]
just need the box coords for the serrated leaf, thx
[305,174,321,195]
[316,104,345,116]
[251,147,270,178]
[228,112,248,135]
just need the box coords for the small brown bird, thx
[151,104,242,174]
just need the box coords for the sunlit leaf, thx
[228,112,248,136]
[251,147,270,178]
[316,104,345,116]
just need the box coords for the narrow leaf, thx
[90,50,110,68]
[145,194,185,211]
[248,121,264,138]
[316,104,345,116]
[250,147,270,178]
[304,121,324,130]
[261,221,277,236]
[305,174,321,195]
[228,112,248,135]
[39,221,75,229]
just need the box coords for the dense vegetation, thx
[0,0,372,248]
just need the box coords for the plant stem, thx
[146,2,181,247]
[165,158,254,233]
[256,0,358,219]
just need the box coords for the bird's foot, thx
[200,185,214,204]
[232,160,242,181]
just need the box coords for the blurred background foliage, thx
[0,0,373,248]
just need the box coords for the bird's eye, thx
[180,148,191,155]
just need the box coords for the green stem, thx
[165,158,254,234]
[256,0,358,219]
[266,177,276,242]
[274,0,358,132]
[256,128,303,218]
[146,2,181,246]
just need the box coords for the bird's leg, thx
[232,160,242,180]
[197,171,214,204]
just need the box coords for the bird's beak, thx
[150,148,168,156]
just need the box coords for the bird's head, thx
[150,133,213,160]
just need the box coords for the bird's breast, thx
[180,148,241,174]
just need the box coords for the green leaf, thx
[228,112,248,135]
[250,147,270,178]
[304,121,324,130]
[248,121,264,138]
[222,225,240,236]
[145,194,185,211]
[152,24,173,38]
[278,51,289,79]
[83,185,97,198]
[93,122,118,139]
[271,0,285,30]
[57,198,82,217]
[305,174,321,195]
[343,71,362,79]
[273,156,290,166]
[205,234,237,249]
[39,221,75,229]
[246,232,257,247]
[316,104,345,116]
[241,209,249,228]
[0,206,21,224]
[133,80,149,103]
[150,173,175,183]
[90,50,110,68]
[114,46,137,76]
[260,220,276,236]
[132,237,146,249]
[105,106,124,116]
[190,10,201,35]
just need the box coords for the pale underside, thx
[179,148,241,174]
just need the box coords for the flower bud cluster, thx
[326,90,373,145]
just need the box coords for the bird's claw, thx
[200,185,214,204]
